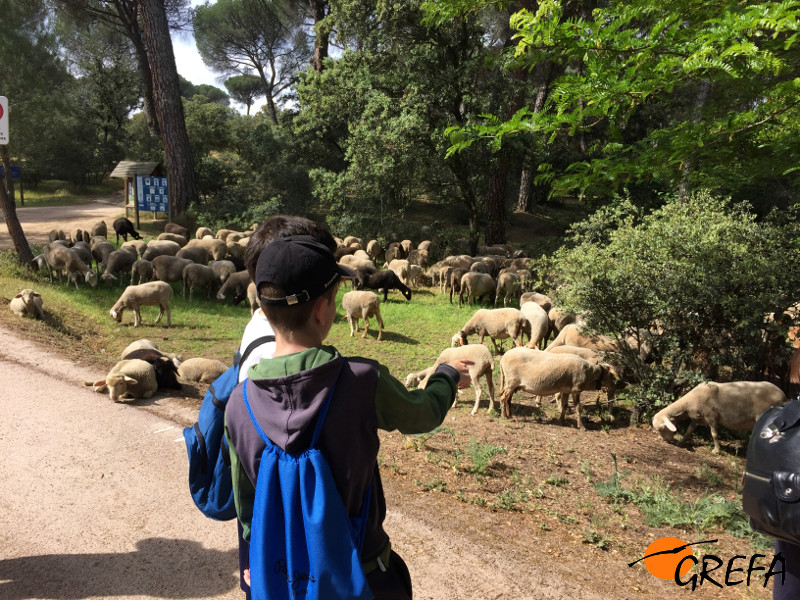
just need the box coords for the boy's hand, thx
[448,359,474,389]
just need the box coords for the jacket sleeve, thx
[225,425,256,544]
[374,363,458,434]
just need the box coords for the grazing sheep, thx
[178,357,228,384]
[548,307,578,339]
[388,259,411,285]
[120,339,160,359]
[90,359,158,402]
[113,217,142,244]
[437,265,453,295]
[521,301,550,349]
[91,241,116,272]
[141,240,181,262]
[448,268,468,304]
[342,290,384,341]
[652,381,786,454]
[366,239,382,263]
[209,260,237,285]
[498,347,618,425]
[452,308,527,354]
[30,253,48,271]
[110,281,173,327]
[101,250,138,286]
[185,237,227,261]
[409,344,496,415]
[520,292,553,314]
[385,246,403,263]
[69,243,93,268]
[182,263,217,300]
[545,344,601,363]
[216,270,251,302]
[339,255,377,272]
[89,220,108,238]
[151,255,193,284]
[42,243,99,290]
[494,272,521,308]
[407,264,423,288]
[469,261,490,275]
[121,348,182,390]
[225,241,246,259]
[130,259,154,285]
[10,289,44,319]
[164,223,189,239]
[196,226,213,239]
[48,229,67,242]
[355,268,412,302]
[157,232,188,247]
[459,272,495,308]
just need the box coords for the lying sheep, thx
[10,289,44,319]
[342,290,384,341]
[652,381,786,454]
[90,359,158,402]
[459,272,495,308]
[453,308,527,354]
[130,259,154,285]
[498,347,618,425]
[408,344,496,415]
[120,339,160,359]
[121,348,182,390]
[110,281,173,327]
[182,263,217,300]
[178,357,228,384]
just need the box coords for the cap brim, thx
[337,264,357,280]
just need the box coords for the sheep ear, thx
[664,417,677,432]
[14,293,22,299]
[123,375,138,384]
[32,292,41,298]
[92,380,107,392]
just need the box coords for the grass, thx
[14,179,120,207]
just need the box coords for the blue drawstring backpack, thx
[242,357,374,600]
[184,335,275,521]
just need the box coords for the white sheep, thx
[120,339,159,359]
[520,301,550,349]
[388,259,410,285]
[110,281,173,327]
[652,381,786,454]
[459,272,495,308]
[178,357,228,383]
[520,292,553,314]
[342,290,384,341]
[90,359,158,402]
[546,323,651,361]
[196,226,213,239]
[42,242,99,289]
[409,344,496,415]
[185,237,227,260]
[498,347,619,426]
[452,308,527,354]
[10,289,44,319]
[494,271,521,308]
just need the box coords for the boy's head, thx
[255,235,354,335]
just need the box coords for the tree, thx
[225,74,265,115]
[139,0,197,215]
[193,0,312,125]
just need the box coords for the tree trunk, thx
[516,62,553,213]
[138,0,197,215]
[0,146,33,265]
[485,161,508,245]
[678,79,712,199]
[309,0,328,73]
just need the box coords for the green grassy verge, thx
[13,179,120,207]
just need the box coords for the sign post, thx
[0,97,8,144]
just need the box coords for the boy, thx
[225,235,472,599]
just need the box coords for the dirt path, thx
[0,194,127,250]
[0,324,594,600]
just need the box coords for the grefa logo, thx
[628,537,785,591]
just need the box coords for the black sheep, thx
[356,267,412,302]
[113,217,142,244]
[122,348,182,390]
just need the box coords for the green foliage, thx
[551,191,800,415]
[225,74,265,114]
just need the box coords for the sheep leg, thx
[677,421,699,448]
[154,305,164,324]
[470,377,482,415]
[376,310,384,341]
[133,308,142,327]
[485,372,495,414]
[347,315,356,337]
[182,280,187,299]
[710,423,721,454]
[165,304,171,327]
[573,392,585,430]
[558,393,569,423]
[362,317,369,339]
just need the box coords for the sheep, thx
[388,259,411,285]
[90,359,158,402]
[452,308,527,354]
[42,243,99,290]
[408,344,496,415]
[30,253,48,271]
[101,250,138,286]
[458,272,495,308]
[437,265,453,295]
[548,307,577,338]
[215,228,242,242]
[120,338,160,358]
[185,237,227,261]
[449,268,468,303]
[182,263,217,300]
[385,246,403,263]
[545,323,650,361]
[355,268,412,302]
[498,347,618,425]
[226,241,246,259]
[520,301,550,349]
[10,289,44,319]
[216,270,251,302]
[151,255,194,284]
[130,259,154,285]
[400,239,413,254]
[91,241,116,272]
[344,235,364,247]
[157,232,188,247]
[120,239,147,257]
[48,229,67,242]
[545,344,601,363]
[113,217,142,244]
[90,220,108,238]
[494,272,521,308]
[209,260,237,285]
[407,264,423,288]
[469,261,490,275]
[652,381,786,454]
[404,367,435,389]
[120,348,181,391]
[339,255,377,272]
[520,292,553,314]
[366,239,382,263]
[178,357,228,384]
[335,246,358,260]
[164,223,189,239]
[196,226,213,239]
[342,291,384,341]
[69,242,93,267]
[110,281,173,327]
[141,240,181,262]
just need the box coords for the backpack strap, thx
[235,335,276,368]
[767,396,800,432]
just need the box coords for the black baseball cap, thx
[255,235,355,305]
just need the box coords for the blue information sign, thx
[0,165,21,178]
[136,176,169,213]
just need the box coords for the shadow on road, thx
[0,537,239,599]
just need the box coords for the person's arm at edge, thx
[374,363,460,434]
